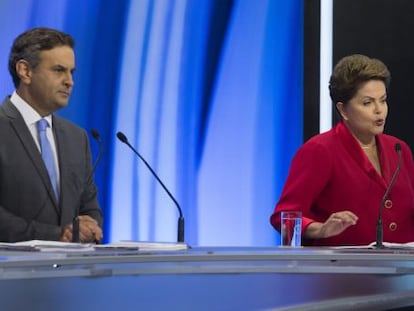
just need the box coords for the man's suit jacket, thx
[0,97,102,242]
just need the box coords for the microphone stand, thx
[72,129,103,243]
[374,143,401,249]
[116,132,185,243]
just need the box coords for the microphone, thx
[116,131,185,243]
[72,129,103,243]
[375,143,402,249]
[89,129,103,181]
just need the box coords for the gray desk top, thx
[0,246,414,311]
[0,246,413,280]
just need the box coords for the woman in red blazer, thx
[270,54,414,246]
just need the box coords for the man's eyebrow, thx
[52,64,75,72]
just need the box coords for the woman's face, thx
[336,80,387,143]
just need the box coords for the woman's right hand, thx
[305,210,358,239]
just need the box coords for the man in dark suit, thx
[0,27,103,242]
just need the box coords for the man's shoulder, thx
[53,115,82,129]
[0,96,19,120]
[0,96,13,110]
[53,115,87,137]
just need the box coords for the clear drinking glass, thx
[280,211,302,247]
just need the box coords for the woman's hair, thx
[8,27,74,88]
[329,54,390,105]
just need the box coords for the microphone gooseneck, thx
[116,131,185,243]
[375,143,402,249]
[72,129,103,243]
[89,129,103,182]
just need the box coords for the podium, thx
[1,246,414,310]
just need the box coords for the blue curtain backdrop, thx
[0,0,303,246]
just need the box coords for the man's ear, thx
[15,60,32,85]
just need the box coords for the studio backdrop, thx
[0,0,303,246]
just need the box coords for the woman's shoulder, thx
[302,128,337,150]
[378,133,414,157]
[379,133,409,148]
[293,131,338,165]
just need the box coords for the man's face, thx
[25,46,75,116]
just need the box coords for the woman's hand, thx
[305,211,358,239]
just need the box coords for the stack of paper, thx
[95,241,189,251]
[0,240,95,252]
[0,240,189,253]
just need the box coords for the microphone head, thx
[395,143,401,152]
[116,131,128,144]
[91,129,101,142]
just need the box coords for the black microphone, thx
[116,131,185,243]
[375,143,402,249]
[89,129,103,180]
[72,129,103,243]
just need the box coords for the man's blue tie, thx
[37,118,59,201]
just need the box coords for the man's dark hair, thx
[8,27,74,88]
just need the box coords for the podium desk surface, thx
[1,246,414,277]
[1,246,414,310]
